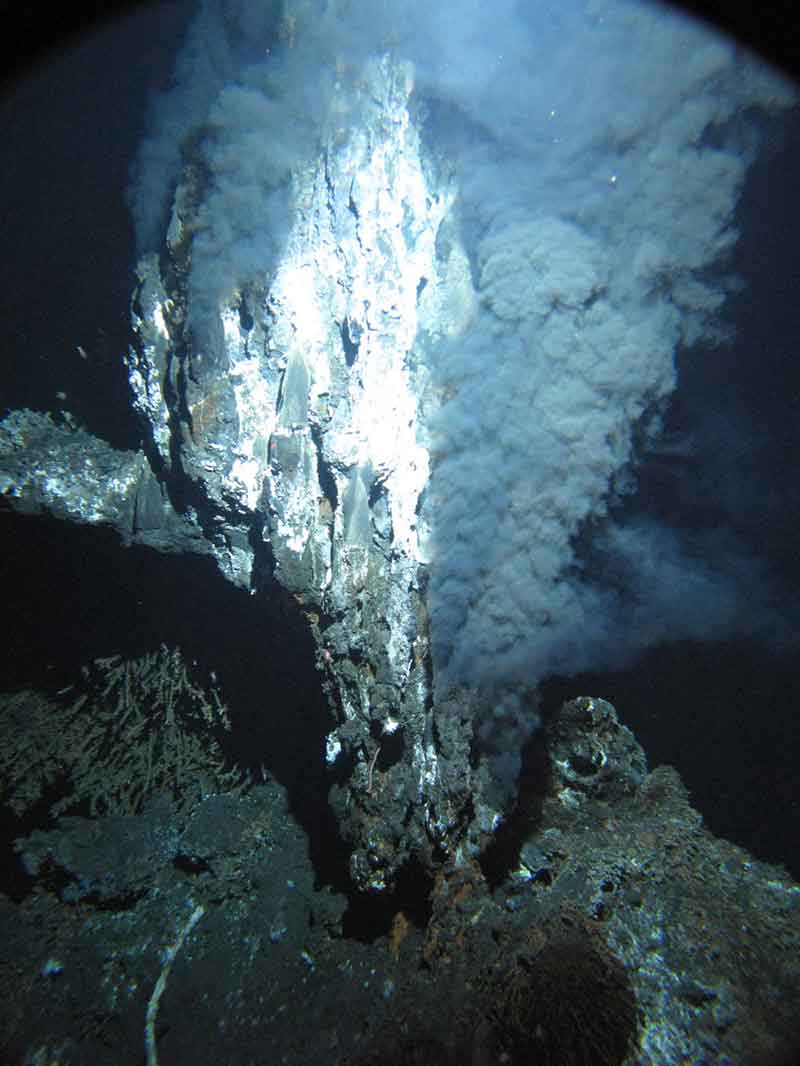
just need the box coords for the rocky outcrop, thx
[129,56,482,891]
[0,52,490,891]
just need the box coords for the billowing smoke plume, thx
[419,3,796,688]
[129,0,797,690]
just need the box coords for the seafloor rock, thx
[3,698,799,1065]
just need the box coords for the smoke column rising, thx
[129,0,797,690]
[417,2,796,688]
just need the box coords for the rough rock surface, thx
[3,698,800,1066]
[0,54,488,891]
